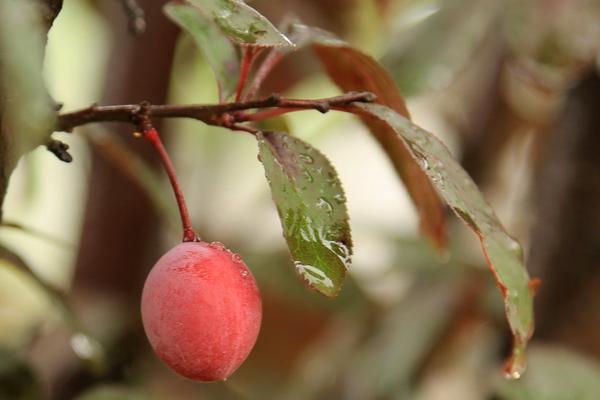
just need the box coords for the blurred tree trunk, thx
[529,71,600,354]
[52,1,178,398]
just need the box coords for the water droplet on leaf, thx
[298,153,314,164]
[333,194,345,204]
[303,171,314,183]
[294,261,334,289]
[316,197,333,214]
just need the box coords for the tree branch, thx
[56,91,376,133]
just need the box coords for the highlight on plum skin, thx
[141,241,262,382]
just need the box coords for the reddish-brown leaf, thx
[313,41,446,249]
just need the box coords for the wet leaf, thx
[496,345,600,400]
[183,0,293,47]
[352,102,533,377]
[311,33,447,250]
[164,2,240,101]
[257,131,352,297]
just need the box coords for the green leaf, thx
[257,131,351,297]
[164,2,240,101]
[308,30,447,250]
[351,102,534,377]
[184,0,293,47]
[0,0,57,172]
[496,345,600,400]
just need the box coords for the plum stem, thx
[142,126,197,242]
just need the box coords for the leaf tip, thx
[502,337,528,380]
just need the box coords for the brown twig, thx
[235,46,264,101]
[56,91,376,133]
[243,50,285,101]
[46,138,73,162]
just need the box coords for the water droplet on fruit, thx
[240,270,249,277]
[209,242,226,251]
[231,253,243,263]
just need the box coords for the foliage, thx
[1,0,599,398]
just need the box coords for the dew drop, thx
[508,240,523,258]
[303,171,314,183]
[333,193,345,204]
[325,171,337,185]
[231,253,243,263]
[316,197,333,214]
[209,242,227,251]
[415,135,429,146]
[298,153,314,164]
[507,371,521,380]
[294,261,334,288]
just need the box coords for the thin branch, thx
[240,107,304,122]
[235,47,263,102]
[56,92,376,133]
[141,125,198,242]
[243,50,285,101]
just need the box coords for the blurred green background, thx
[1,0,600,398]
